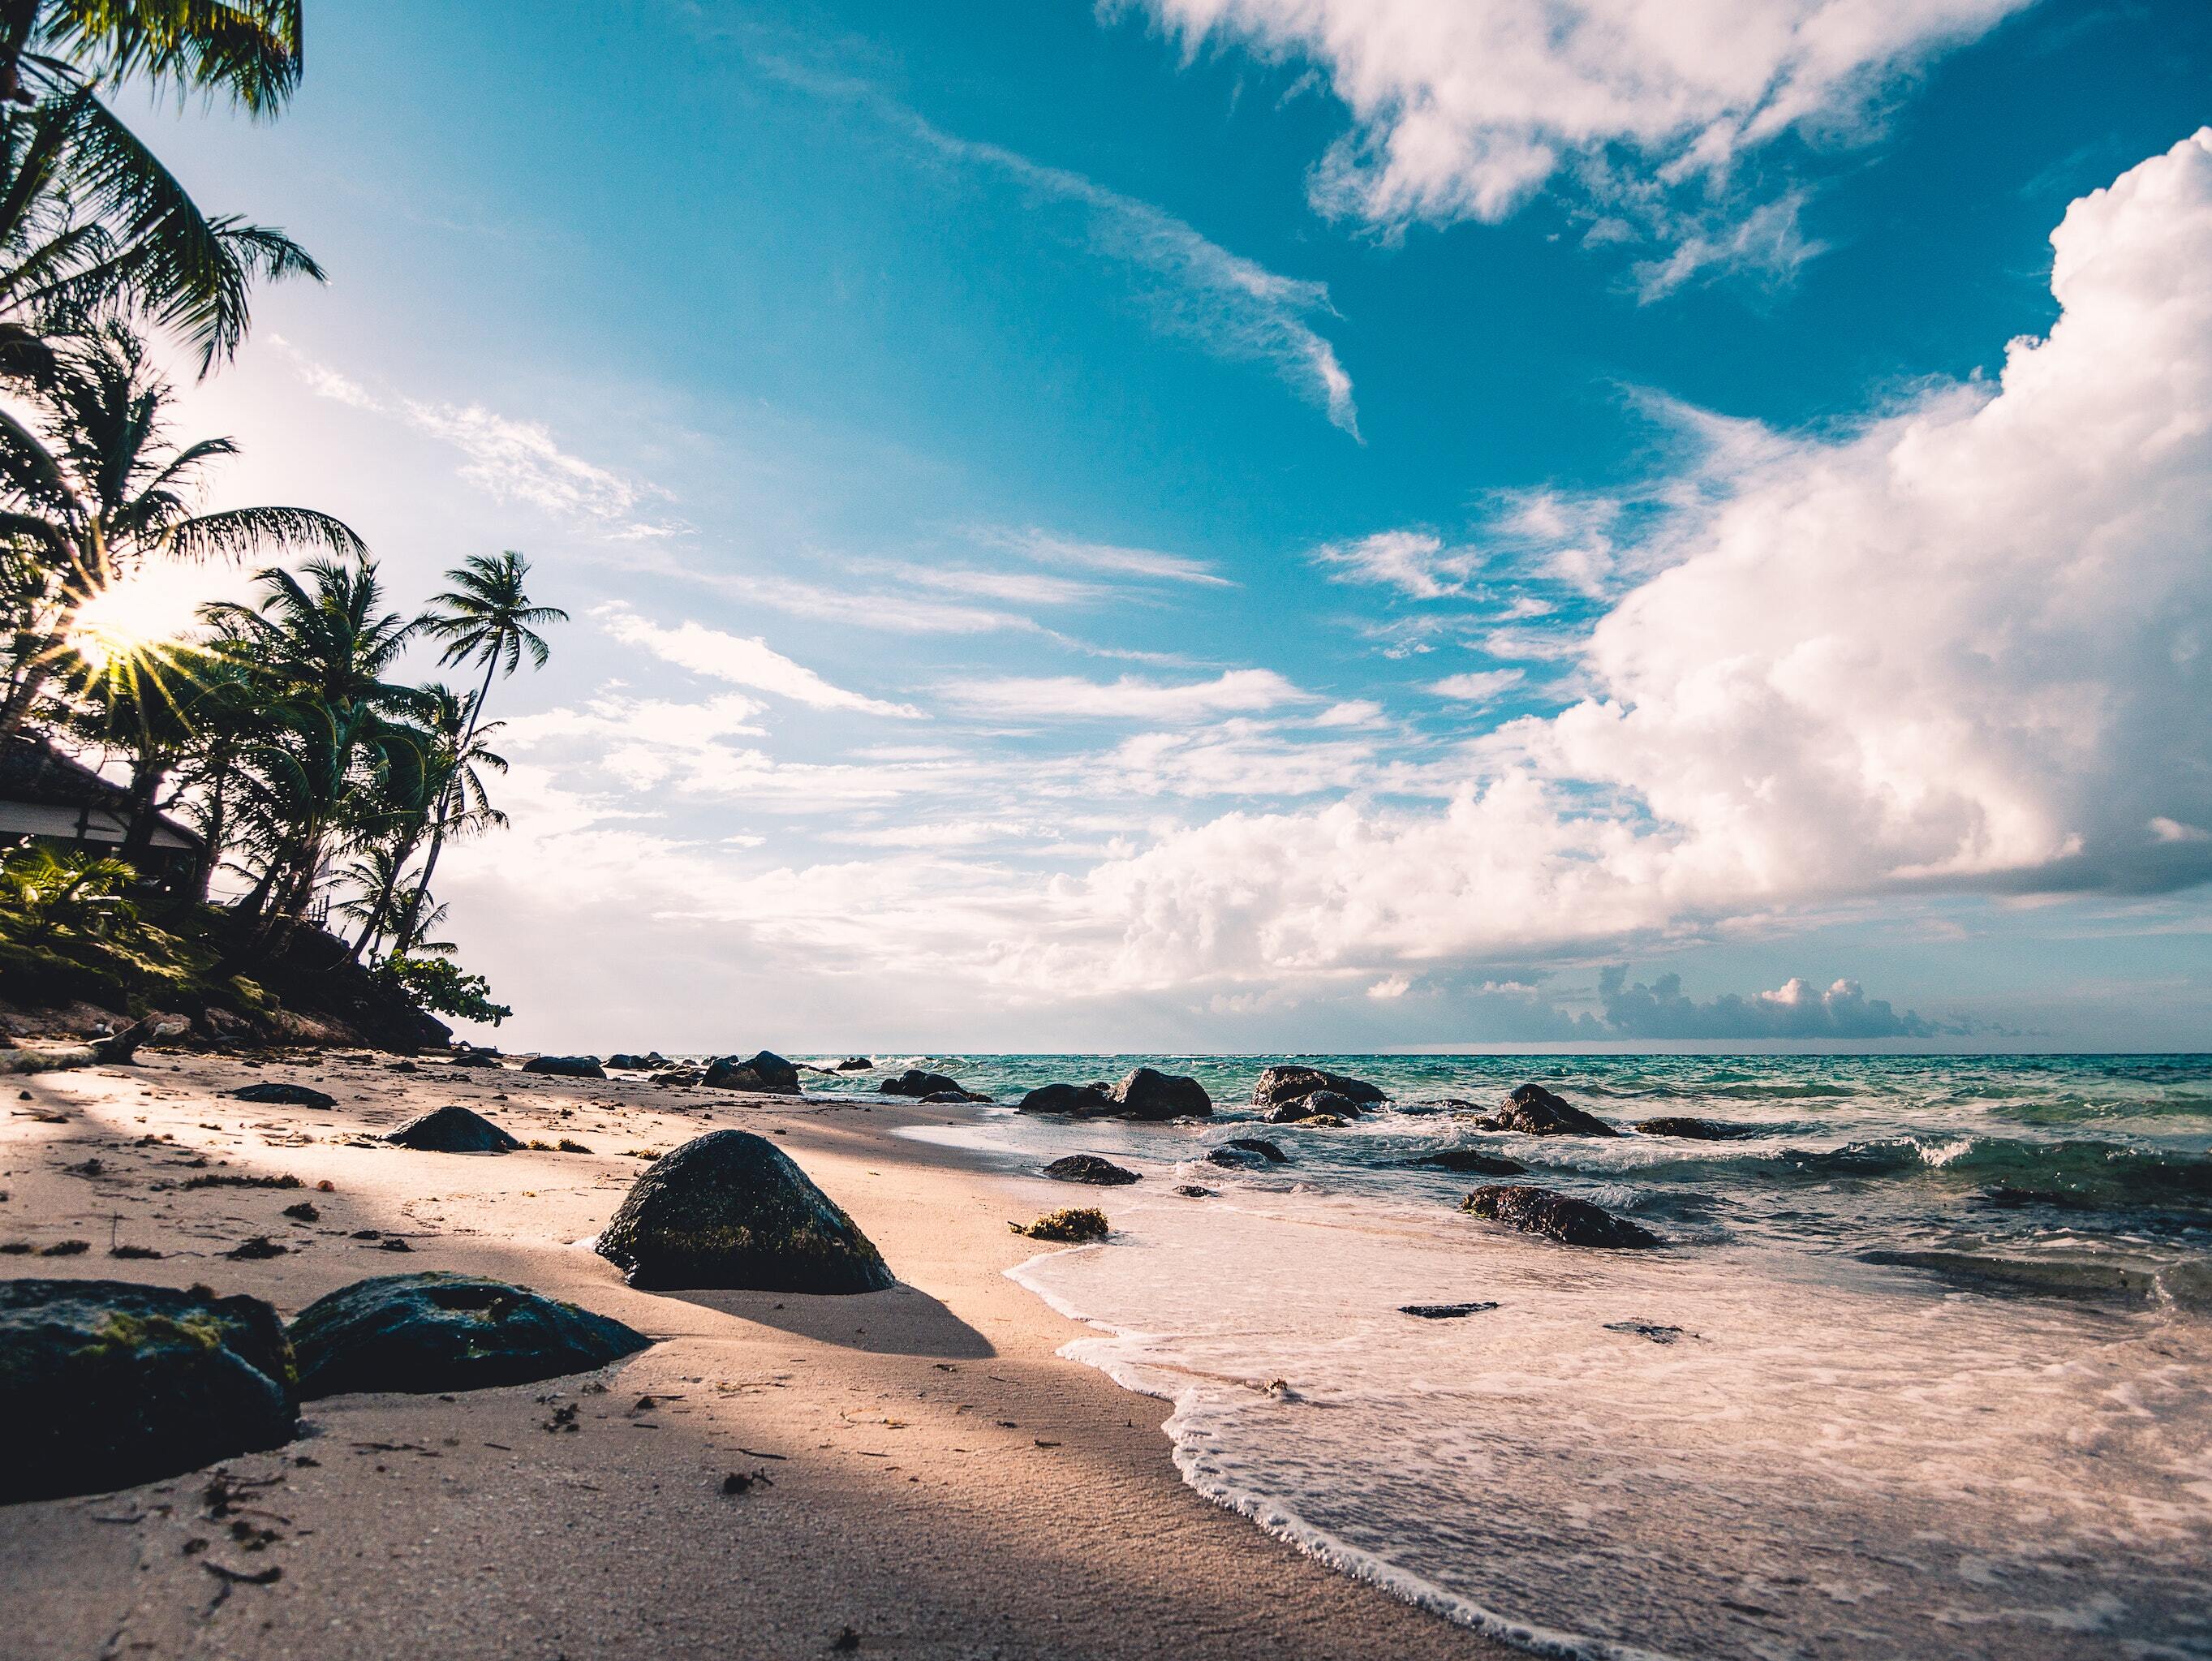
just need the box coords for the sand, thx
[0,1048,1510,1660]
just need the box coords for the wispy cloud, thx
[599,605,925,718]
[1312,529,1482,599]
[941,668,1309,722]
[1427,669,1526,704]
[984,526,1233,587]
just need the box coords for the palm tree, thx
[59,628,211,868]
[0,321,362,737]
[392,552,562,949]
[200,554,422,919]
[0,2,303,114]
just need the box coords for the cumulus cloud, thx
[942,668,1309,722]
[1598,969,1930,1039]
[600,606,925,717]
[1119,0,2025,284]
[1045,132,2212,986]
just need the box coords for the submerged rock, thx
[594,1130,894,1293]
[1044,1155,1140,1186]
[1604,1319,1690,1344]
[880,1068,963,1099]
[1252,1065,1384,1115]
[1220,1137,1287,1162]
[385,1104,523,1154]
[1017,1082,1116,1117]
[1009,1208,1108,1243]
[1405,1148,1528,1176]
[833,1057,873,1072]
[702,1051,802,1094]
[921,1088,991,1104]
[521,1054,605,1080]
[1633,1117,1761,1140]
[1108,1066,1213,1120]
[288,1272,650,1398]
[0,1278,296,1503]
[1476,1083,1619,1138]
[229,1082,335,1108]
[1172,1184,1216,1198]
[1265,1090,1362,1125]
[1400,1301,1499,1319]
[1858,1249,2157,1305]
[1460,1184,1659,1249]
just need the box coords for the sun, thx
[67,574,199,672]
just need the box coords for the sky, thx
[108,0,2212,1052]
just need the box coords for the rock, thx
[605,1052,668,1072]
[385,1104,523,1154]
[286,1272,651,1399]
[0,1278,297,1504]
[521,1055,605,1079]
[1604,1319,1689,1344]
[1405,1149,1528,1176]
[1476,1083,1619,1137]
[1400,1302,1499,1319]
[650,1069,703,1087]
[921,1088,991,1104]
[1264,1090,1362,1124]
[702,1051,802,1094]
[1172,1184,1215,1198]
[833,1057,872,1072]
[1207,1138,1287,1168]
[229,1082,335,1109]
[1016,1082,1116,1117]
[1009,1208,1108,1243]
[448,1047,503,1068]
[594,1130,894,1293]
[1044,1155,1140,1186]
[1633,1117,1760,1140]
[1108,1066,1212,1120]
[880,1068,963,1099]
[1221,1137,1286,1162]
[1252,1065,1384,1115]
[1459,1185,1659,1249]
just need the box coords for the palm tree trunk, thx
[389,656,497,953]
[0,654,52,738]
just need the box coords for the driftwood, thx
[0,1018,169,1075]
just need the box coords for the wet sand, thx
[0,1048,1508,1660]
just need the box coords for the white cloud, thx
[942,668,1309,721]
[1427,669,1526,704]
[1312,529,1481,598]
[1120,0,2025,282]
[1042,131,2212,984]
[1311,699,1384,728]
[988,527,1233,587]
[599,605,925,718]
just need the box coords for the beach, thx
[0,1048,1508,1661]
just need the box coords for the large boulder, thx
[1476,1083,1617,1137]
[702,1051,802,1094]
[1044,1155,1140,1186]
[880,1068,962,1099]
[385,1104,523,1154]
[605,1052,668,1072]
[1108,1066,1212,1120]
[522,1054,605,1080]
[1460,1185,1658,1249]
[1017,1082,1116,1117]
[287,1272,650,1399]
[1252,1066,1384,1116]
[833,1057,873,1072]
[0,1279,296,1503]
[448,1046,504,1068]
[230,1081,335,1108]
[594,1130,894,1293]
[1265,1089,1366,1124]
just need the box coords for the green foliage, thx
[0,841,135,938]
[382,952,512,1027]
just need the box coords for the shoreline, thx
[0,1047,1509,1660]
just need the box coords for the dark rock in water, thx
[230,1082,335,1109]
[1017,1082,1116,1117]
[1476,1083,1618,1137]
[1207,1138,1288,1168]
[702,1051,802,1095]
[1109,1066,1213,1120]
[921,1088,991,1104]
[1044,1155,1140,1186]
[0,1278,296,1503]
[595,1130,893,1293]
[1401,1302,1499,1320]
[522,1055,605,1079]
[1009,1208,1108,1243]
[1252,1065,1384,1114]
[650,1069,703,1087]
[1172,1184,1216,1198]
[605,1052,668,1072]
[1265,1090,1362,1124]
[385,1104,523,1154]
[1858,1249,2156,1305]
[448,1046,503,1068]
[833,1057,872,1072]
[1633,1117,1760,1140]
[1604,1319,1689,1344]
[1460,1185,1659,1249]
[287,1272,650,1399]
[1223,1137,1286,1162]
[1406,1148,1527,1176]
[881,1068,962,1099]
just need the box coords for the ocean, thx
[809,1054,2212,1660]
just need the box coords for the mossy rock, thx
[1044,1155,1140,1186]
[288,1272,650,1398]
[1010,1208,1109,1243]
[594,1130,894,1294]
[0,1278,296,1503]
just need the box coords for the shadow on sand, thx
[662,1280,997,1358]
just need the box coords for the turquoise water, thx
[816,1054,2212,1659]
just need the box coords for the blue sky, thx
[118,0,2212,1051]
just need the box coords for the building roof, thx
[0,734,206,851]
